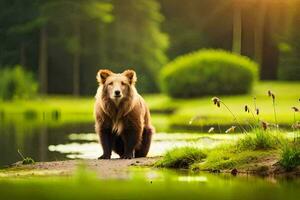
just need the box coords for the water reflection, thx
[0,116,241,166]
[48,132,240,159]
[0,119,93,166]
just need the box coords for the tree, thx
[103,0,168,93]
[278,1,300,80]
[0,0,41,68]
[254,0,267,67]
[0,0,167,95]
[41,0,113,96]
[232,0,242,54]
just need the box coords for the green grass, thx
[194,148,272,171]
[167,81,300,129]
[280,143,300,171]
[236,129,284,151]
[155,147,207,168]
[0,81,299,130]
[0,96,94,114]
[156,129,291,172]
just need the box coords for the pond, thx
[1,113,300,200]
[109,168,300,200]
[0,114,240,167]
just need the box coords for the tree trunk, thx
[73,21,81,96]
[254,1,267,67]
[232,1,242,54]
[39,125,48,161]
[38,26,48,95]
[20,41,26,67]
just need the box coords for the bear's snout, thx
[114,90,121,97]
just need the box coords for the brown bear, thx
[94,69,154,159]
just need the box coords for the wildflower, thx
[244,105,249,113]
[225,126,236,133]
[271,93,275,100]
[268,90,272,97]
[261,121,268,131]
[256,108,259,115]
[212,97,221,107]
[208,127,214,133]
[292,107,299,112]
[268,90,275,100]
[268,90,277,126]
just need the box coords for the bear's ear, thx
[123,69,137,85]
[97,69,113,84]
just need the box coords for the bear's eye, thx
[121,81,126,86]
[108,82,113,86]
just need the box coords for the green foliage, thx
[278,2,300,81]
[160,0,233,59]
[160,49,258,98]
[0,66,38,100]
[236,129,284,151]
[278,45,300,80]
[280,144,300,171]
[103,0,168,93]
[155,147,206,168]
[0,0,166,95]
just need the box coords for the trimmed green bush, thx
[0,66,38,100]
[160,49,258,98]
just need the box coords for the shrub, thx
[0,66,38,100]
[160,49,258,98]
[155,147,206,168]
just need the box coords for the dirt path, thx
[0,157,160,179]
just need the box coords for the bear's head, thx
[96,69,137,105]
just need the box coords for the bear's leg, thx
[112,136,124,158]
[98,128,114,159]
[121,126,142,159]
[135,127,153,158]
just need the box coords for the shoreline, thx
[1,155,300,179]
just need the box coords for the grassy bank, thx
[156,129,300,175]
[0,81,299,131]
[150,81,300,131]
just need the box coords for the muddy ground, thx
[0,157,160,179]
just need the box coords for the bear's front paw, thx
[98,154,111,159]
[121,154,133,159]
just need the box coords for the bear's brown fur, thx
[94,69,154,159]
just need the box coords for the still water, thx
[0,114,240,166]
[1,114,300,199]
